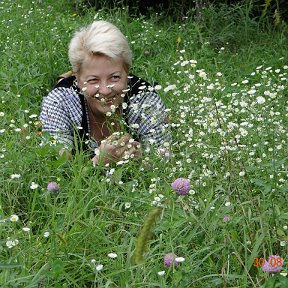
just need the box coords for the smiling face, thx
[76,53,128,117]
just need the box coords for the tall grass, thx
[0,0,287,287]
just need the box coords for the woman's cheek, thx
[87,86,98,98]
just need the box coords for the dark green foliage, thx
[72,0,288,24]
[73,0,196,19]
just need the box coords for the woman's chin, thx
[97,103,119,115]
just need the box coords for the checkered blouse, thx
[40,75,171,153]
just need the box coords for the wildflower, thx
[247,89,256,95]
[110,105,116,113]
[256,96,265,104]
[124,202,131,209]
[164,84,177,92]
[29,114,38,118]
[171,178,190,196]
[223,215,230,222]
[22,227,30,232]
[10,215,19,222]
[139,85,147,90]
[158,270,166,276]
[96,264,103,271]
[198,71,207,79]
[10,174,21,179]
[280,241,286,247]
[47,182,60,193]
[30,182,39,190]
[158,147,170,157]
[239,171,245,176]
[262,255,284,273]
[107,253,117,259]
[6,239,19,249]
[130,123,139,129]
[175,257,185,263]
[164,253,179,267]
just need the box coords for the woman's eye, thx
[111,75,120,81]
[87,79,99,84]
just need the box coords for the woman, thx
[40,20,171,166]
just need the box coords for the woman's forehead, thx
[80,54,125,77]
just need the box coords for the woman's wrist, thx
[92,148,111,166]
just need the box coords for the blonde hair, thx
[68,20,132,73]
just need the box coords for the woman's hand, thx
[92,133,141,166]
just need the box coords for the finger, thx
[131,141,141,149]
[113,134,131,149]
[114,145,128,158]
[107,132,121,143]
[118,134,132,145]
[123,140,140,151]
[128,146,142,158]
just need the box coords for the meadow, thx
[0,0,287,287]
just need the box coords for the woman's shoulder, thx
[43,76,80,105]
[128,74,158,97]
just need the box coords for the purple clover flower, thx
[47,182,60,193]
[171,178,190,196]
[164,253,179,268]
[262,255,284,273]
[223,215,231,222]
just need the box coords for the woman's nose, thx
[98,82,112,96]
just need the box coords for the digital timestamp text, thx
[253,257,283,267]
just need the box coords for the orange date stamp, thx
[253,257,283,267]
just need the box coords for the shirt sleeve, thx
[39,88,79,147]
[127,91,171,149]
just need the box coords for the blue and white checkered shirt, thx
[40,75,171,153]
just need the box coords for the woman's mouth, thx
[93,94,116,105]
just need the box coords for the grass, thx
[0,0,288,287]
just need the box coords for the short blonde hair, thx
[68,20,132,73]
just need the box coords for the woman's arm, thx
[127,90,172,150]
[39,88,81,154]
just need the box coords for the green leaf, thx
[247,233,265,271]
[262,274,288,288]
[51,259,64,279]
[276,228,286,237]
